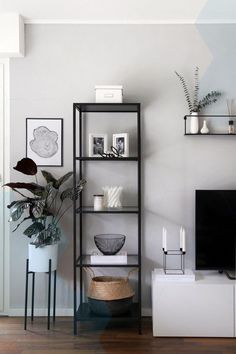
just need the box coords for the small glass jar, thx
[228,120,235,134]
[93,195,104,210]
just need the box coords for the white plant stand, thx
[24,259,57,330]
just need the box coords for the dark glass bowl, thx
[94,234,126,255]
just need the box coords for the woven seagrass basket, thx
[85,268,136,316]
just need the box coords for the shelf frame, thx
[73,102,142,335]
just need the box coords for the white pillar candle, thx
[180,227,183,249]
[182,228,186,252]
[162,227,167,251]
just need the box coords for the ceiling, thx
[0,0,208,22]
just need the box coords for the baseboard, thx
[9,307,152,317]
[8,308,73,316]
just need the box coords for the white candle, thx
[182,228,186,252]
[162,227,167,251]
[180,227,183,249]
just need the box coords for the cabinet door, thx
[152,282,234,337]
[0,63,4,312]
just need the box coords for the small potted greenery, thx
[175,66,221,134]
[4,157,86,272]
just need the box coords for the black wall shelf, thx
[73,103,142,335]
[184,114,236,136]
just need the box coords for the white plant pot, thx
[28,243,58,272]
[190,112,199,134]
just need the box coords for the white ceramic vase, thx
[28,243,58,272]
[190,112,199,134]
[200,120,209,134]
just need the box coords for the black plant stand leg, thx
[53,270,56,323]
[24,259,29,330]
[47,259,52,330]
[31,272,35,321]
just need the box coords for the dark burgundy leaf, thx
[13,158,37,175]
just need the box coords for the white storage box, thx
[95,85,123,103]
[90,251,127,264]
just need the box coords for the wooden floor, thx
[0,317,236,354]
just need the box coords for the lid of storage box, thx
[95,85,123,90]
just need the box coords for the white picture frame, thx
[89,133,108,157]
[112,133,129,157]
[26,118,63,166]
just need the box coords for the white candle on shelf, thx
[162,227,167,251]
[182,228,186,252]
[180,227,183,250]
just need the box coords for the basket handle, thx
[127,268,138,280]
[83,267,95,278]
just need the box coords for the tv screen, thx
[196,190,236,271]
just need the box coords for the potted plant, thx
[175,66,221,134]
[4,157,86,272]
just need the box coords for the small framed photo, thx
[112,133,129,157]
[89,133,108,157]
[26,118,63,166]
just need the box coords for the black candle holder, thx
[162,248,186,275]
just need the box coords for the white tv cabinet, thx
[152,269,235,337]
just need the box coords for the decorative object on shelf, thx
[162,226,186,274]
[86,267,135,316]
[175,67,221,134]
[93,194,104,211]
[98,146,122,158]
[200,120,209,134]
[102,186,123,208]
[4,157,86,257]
[90,251,128,265]
[89,133,108,157]
[94,234,126,255]
[227,98,234,116]
[228,120,235,134]
[26,118,63,167]
[189,112,199,134]
[112,133,129,157]
[95,85,123,103]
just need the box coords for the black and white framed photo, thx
[89,133,108,157]
[112,133,129,157]
[26,118,63,166]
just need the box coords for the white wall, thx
[0,1,206,21]
[10,23,234,313]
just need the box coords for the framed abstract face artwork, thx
[26,118,63,166]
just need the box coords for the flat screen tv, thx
[196,190,236,271]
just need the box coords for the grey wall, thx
[10,24,236,313]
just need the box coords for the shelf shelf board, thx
[76,255,139,267]
[74,103,140,113]
[76,303,139,321]
[76,206,139,214]
[184,115,236,118]
[76,157,139,161]
[185,133,236,136]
